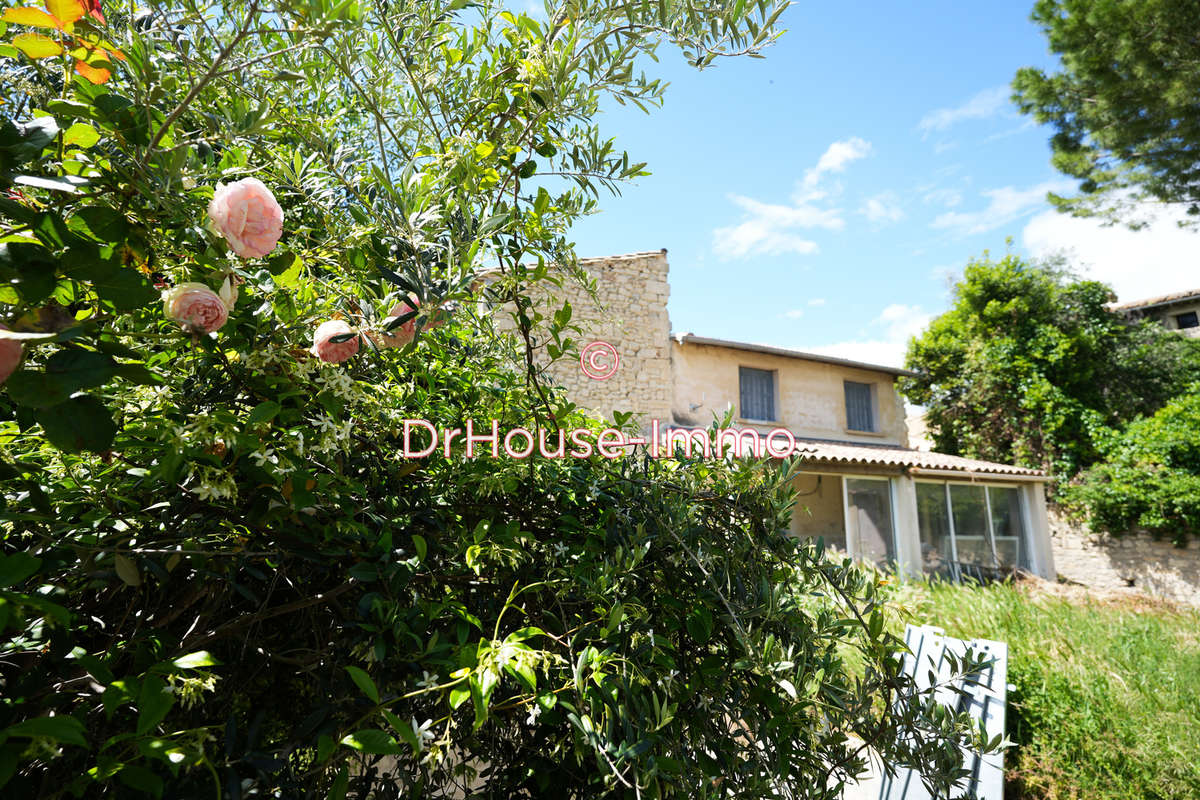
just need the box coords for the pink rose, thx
[0,324,23,386]
[370,295,445,349]
[312,320,360,363]
[207,177,284,259]
[163,282,229,333]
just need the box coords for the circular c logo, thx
[580,340,620,381]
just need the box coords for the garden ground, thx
[900,576,1200,800]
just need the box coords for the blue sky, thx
[564,1,1200,367]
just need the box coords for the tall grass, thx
[904,580,1200,800]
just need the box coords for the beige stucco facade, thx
[669,337,909,446]
[492,249,1056,580]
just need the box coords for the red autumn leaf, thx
[74,58,110,84]
[81,0,103,23]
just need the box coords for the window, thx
[915,482,1030,577]
[1176,311,1199,329]
[916,482,954,575]
[845,478,896,567]
[844,381,876,432]
[739,367,776,421]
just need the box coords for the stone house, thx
[1112,287,1200,337]
[510,249,1056,581]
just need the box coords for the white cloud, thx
[1023,203,1200,301]
[711,195,830,259]
[713,138,873,260]
[983,119,1037,144]
[931,180,1075,236]
[806,304,934,368]
[801,137,873,192]
[918,86,1011,136]
[921,187,963,208]
[808,298,826,307]
[861,192,905,224]
[780,309,805,319]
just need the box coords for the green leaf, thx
[6,371,71,408]
[0,117,58,165]
[35,395,117,453]
[412,534,427,562]
[48,348,117,390]
[340,729,402,754]
[345,666,380,703]
[114,364,162,386]
[326,765,349,800]
[92,268,156,311]
[136,676,174,735]
[4,716,87,747]
[0,552,41,588]
[0,241,57,304]
[172,651,220,670]
[62,123,100,149]
[686,606,713,644]
[114,554,140,587]
[117,765,163,798]
[267,250,300,276]
[246,400,281,425]
[448,686,470,709]
[45,99,93,120]
[13,174,87,193]
[68,207,129,243]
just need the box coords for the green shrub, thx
[910,580,1200,800]
[1065,388,1200,541]
[901,252,1200,482]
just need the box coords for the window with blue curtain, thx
[739,367,775,421]
[844,380,875,432]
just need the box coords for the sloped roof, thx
[673,333,917,377]
[795,437,1045,478]
[1111,288,1200,311]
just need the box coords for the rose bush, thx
[0,1,995,798]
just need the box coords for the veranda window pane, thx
[949,484,992,567]
[916,483,953,576]
[988,486,1026,568]
[846,478,895,567]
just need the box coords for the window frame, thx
[843,380,878,433]
[840,475,899,567]
[738,366,778,423]
[1175,310,1199,330]
[914,479,1033,577]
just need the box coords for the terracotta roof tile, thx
[1111,288,1200,311]
[794,437,1045,478]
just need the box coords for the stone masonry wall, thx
[1049,507,1200,605]
[490,250,672,429]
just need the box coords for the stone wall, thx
[489,250,672,429]
[1049,507,1200,605]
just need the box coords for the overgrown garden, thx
[0,1,996,797]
